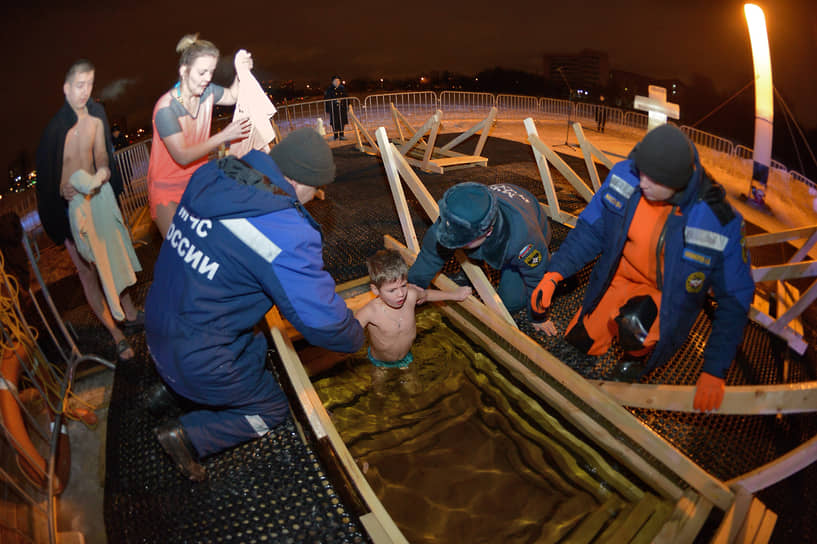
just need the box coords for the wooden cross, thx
[634,85,680,132]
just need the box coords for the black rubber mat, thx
[97,137,816,542]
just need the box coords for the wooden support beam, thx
[768,277,817,335]
[752,260,817,282]
[775,281,804,336]
[710,484,754,544]
[397,110,441,158]
[269,326,408,544]
[524,118,565,222]
[523,118,595,204]
[348,105,379,155]
[386,235,735,511]
[376,127,420,253]
[651,490,714,544]
[745,225,817,247]
[572,122,614,192]
[591,380,817,415]
[728,433,817,493]
[748,305,807,355]
[383,147,517,328]
[421,110,442,172]
[390,103,418,144]
[439,107,497,156]
[786,228,817,264]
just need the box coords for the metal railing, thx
[114,139,152,231]
[275,97,362,135]
[439,91,495,115]
[496,94,539,119]
[363,92,437,126]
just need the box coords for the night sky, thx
[2,0,816,188]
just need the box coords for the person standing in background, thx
[324,75,348,140]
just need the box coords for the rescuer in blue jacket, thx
[531,125,754,412]
[145,128,364,480]
[407,182,551,320]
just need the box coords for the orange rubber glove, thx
[693,372,725,412]
[531,272,563,314]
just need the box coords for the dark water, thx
[313,308,672,543]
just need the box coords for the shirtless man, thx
[356,250,471,369]
[36,60,142,360]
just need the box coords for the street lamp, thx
[744,3,774,206]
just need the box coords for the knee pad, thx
[615,295,658,353]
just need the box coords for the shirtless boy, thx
[36,60,142,360]
[356,249,471,368]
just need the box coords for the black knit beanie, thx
[268,128,336,187]
[633,124,695,189]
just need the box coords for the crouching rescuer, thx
[144,128,363,480]
[531,124,754,412]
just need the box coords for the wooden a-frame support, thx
[524,117,817,417]
[349,104,379,156]
[389,104,493,173]
[375,126,517,328]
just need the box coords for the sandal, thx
[121,310,145,336]
[117,338,134,362]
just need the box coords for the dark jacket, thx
[324,84,348,127]
[145,150,363,397]
[547,154,754,378]
[35,100,123,245]
[407,183,550,317]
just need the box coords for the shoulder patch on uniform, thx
[683,249,712,267]
[524,249,543,268]
[604,192,623,210]
[685,226,729,252]
[609,174,635,199]
[686,271,706,293]
[518,243,534,259]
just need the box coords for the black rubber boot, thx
[145,381,185,418]
[612,360,646,382]
[155,420,206,481]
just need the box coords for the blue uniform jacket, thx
[145,150,363,397]
[547,155,754,378]
[407,183,550,316]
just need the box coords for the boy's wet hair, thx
[65,59,94,83]
[367,249,408,288]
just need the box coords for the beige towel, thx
[230,56,277,157]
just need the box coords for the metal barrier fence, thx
[439,91,495,115]
[114,139,151,229]
[496,94,540,119]
[276,97,362,135]
[363,92,437,126]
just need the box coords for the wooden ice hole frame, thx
[348,102,496,174]
[369,123,798,542]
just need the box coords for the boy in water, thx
[356,249,471,369]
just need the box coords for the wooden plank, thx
[745,225,817,247]
[597,493,658,544]
[524,118,564,221]
[572,122,614,192]
[752,260,817,282]
[420,111,442,172]
[386,235,737,510]
[735,498,766,543]
[269,327,408,544]
[439,106,497,155]
[728,433,817,493]
[710,484,754,544]
[652,490,714,544]
[562,496,621,544]
[786,228,817,264]
[348,105,379,155]
[775,281,804,336]
[386,154,517,327]
[630,497,674,544]
[435,302,685,503]
[472,106,497,158]
[377,127,420,252]
[748,306,807,355]
[432,156,488,167]
[528,131,595,204]
[591,380,817,415]
[769,278,817,335]
[752,508,777,544]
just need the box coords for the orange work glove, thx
[693,372,725,412]
[531,272,563,314]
